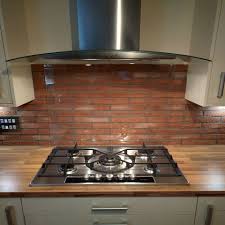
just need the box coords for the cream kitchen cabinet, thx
[195,197,225,225]
[24,0,72,56]
[0,198,25,225]
[0,0,72,60]
[0,0,30,60]
[22,197,197,225]
[185,0,225,106]
[140,0,195,56]
[189,0,221,60]
[0,24,34,107]
[140,0,220,59]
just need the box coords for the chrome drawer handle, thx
[205,205,214,225]
[94,224,127,225]
[5,206,18,225]
[217,72,225,98]
[92,207,128,212]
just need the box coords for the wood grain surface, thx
[0,145,225,197]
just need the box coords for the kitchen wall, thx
[1,63,225,146]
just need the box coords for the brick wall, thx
[1,63,225,146]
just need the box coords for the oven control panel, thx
[0,116,20,132]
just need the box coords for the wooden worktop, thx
[0,145,225,197]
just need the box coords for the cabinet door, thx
[140,0,195,55]
[195,197,225,225]
[0,27,12,104]
[0,0,30,60]
[207,0,225,105]
[0,198,25,225]
[22,198,90,225]
[24,0,72,55]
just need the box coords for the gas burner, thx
[98,154,122,166]
[58,164,77,175]
[86,152,135,173]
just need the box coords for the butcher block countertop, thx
[0,145,225,197]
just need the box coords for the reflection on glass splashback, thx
[2,63,225,146]
[38,63,225,146]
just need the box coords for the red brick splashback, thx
[1,64,225,146]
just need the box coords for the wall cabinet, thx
[0,1,34,106]
[22,197,197,225]
[195,197,225,225]
[24,0,72,56]
[0,0,30,60]
[185,0,225,106]
[0,198,25,225]
[140,0,220,59]
[0,0,72,60]
[0,24,34,106]
[140,0,195,56]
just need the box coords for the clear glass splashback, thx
[41,60,190,147]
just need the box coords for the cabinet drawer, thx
[127,214,195,225]
[88,214,195,225]
[90,197,197,215]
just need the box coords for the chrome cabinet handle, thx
[92,207,128,213]
[205,205,214,225]
[217,72,225,98]
[5,206,18,225]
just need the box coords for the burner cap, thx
[99,154,122,167]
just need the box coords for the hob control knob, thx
[117,173,125,180]
[84,174,90,180]
[130,174,135,180]
[106,174,114,180]
[95,174,102,180]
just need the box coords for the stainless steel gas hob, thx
[30,144,188,186]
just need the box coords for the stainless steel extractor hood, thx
[42,0,176,61]
[71,0,141,51]
[6,0,207,63]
